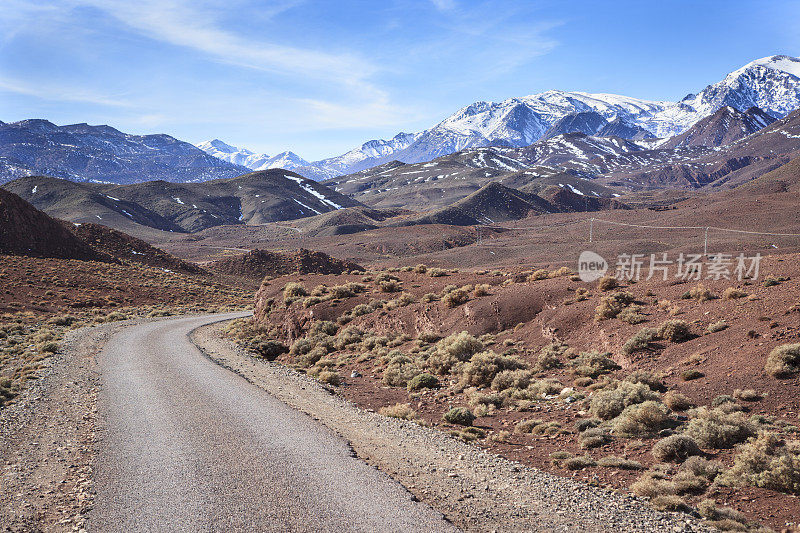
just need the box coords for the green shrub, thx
[407,372,440,391]
[765,343,800,377]
[443,407,476,426]
[383,354,421,387]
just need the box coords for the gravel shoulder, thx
[0,320,130,532]
[192,321,712,533]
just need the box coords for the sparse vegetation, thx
[684,407,757,448]
[764,343,800,377]
[379,403,417,420]
[651,434,702,462]
[719,432,800,494]
[443,407,476,426]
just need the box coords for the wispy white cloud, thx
[0,76,130,107]
[430,0,456,11]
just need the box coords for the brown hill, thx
[0,187,104,260]
[660,105,775,149]
[207,249,363,280]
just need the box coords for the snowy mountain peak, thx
[198,139,249,155]
[735,55,800,79]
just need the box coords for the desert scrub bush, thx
[764,343,800,377]
[657,319,691,342]
[443,407,475,426]
[594,291,635,320]
[527,269,549,282]
[618,306,647,325]
[590,381,660,420]
[684,407,757,448]
[548,266,573,278]
[621,328,659,355]
[334,326,364,349]
[442,286,471,308]
[707,320,728,333]
[458,351,528,388]
[663,391,694,411]
[47,315,78,326]
[681,284,715,301]
[37,341,59,354]
[383,354,421,387]
[651,434,701,462]
[624,370,666,392]
[329,282,367,299]
[473,284,491,297]
[103,311,128,322]
[283,282,308,304]
[316,370,341,386]
[428,268,447,277]
[722,287,748,300]
[489,369,533,392]
[733,388,763,402]
[696,499,751,531]
[762,275,788,287]
[533,342,568,371]
[449,426,486,442]
[308,320,338,337]
[597,455,642,470]
[407,372,439,391]
[514,378,565,401]
[426,332,483,374]
[579,427,611,449]
[572,351,620,378]
[718,432,800,494]
[681,369,704,381]
[612,401,671,438]
[680,456,723,481]
[631,467,676,498]
[379,279,402,293]
[597,276,618,291]
[378,403,417,420]
[251,340,289,360]
[414,264,427,273]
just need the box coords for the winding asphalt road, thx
[90,313,456,532]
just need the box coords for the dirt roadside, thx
[192,320,712,533]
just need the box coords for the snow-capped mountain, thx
[195,140,309,171]
[291,55,800,180]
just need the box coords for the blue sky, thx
[1,0,798,160]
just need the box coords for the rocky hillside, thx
[207,249,362,280]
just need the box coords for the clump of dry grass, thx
[681,284,716,301]
[563,455,596,470]
[722,287,748,300]
[764,343,800,377]
[379,403,417,420]
[597,455,643,470]
[696,499,751,531]
[473,284,491,297]
[707,320,728,333]
[719,432,800,494]
[579,427,611,449]
[733,388,763,402]
[597,276,618,291]
[651,434,702,462]
[657,319,692,342]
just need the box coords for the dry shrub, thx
[631,468,676,498]
[733,388,763,402]
[589,381,659,420]
[428,267,447,277]
[651,434,702,462]
[595,291,635,320]
[579,427,611,449]
[612,401,671,437]
[572,351,620,378]
[624,371,666,392]
[534,342,568,371]
[618,306,647,325]
[283,282,307,304]
[663,391,694,411]
[681,284,715,301]
[596,456,642,470]
[383,354,421,387]
[520,378,564,399]
[764,343,800,377]
[334,326,364,350]
[649,495,690,513]
[722,287,748,300]
[680,456,723,481]
[681,369,704,381]
[719,432,800,494]
[548,266,573,278]
[379,403,416,420]
[443,407,475,426]
[379,280,402,293]
[597,276,618,291]
[427,332,484,374]
[316,370,341,386]
[657,319,691,342]
[458,351,528,388]
[684,407,757,448]
[490,369,533,391]
[696,499,750,531]
[473,284,491,297]
[443,287,470,308]
[707,320,728,333]
[622,328,659,355]
[414,264,427,273]
[527,269,549,281]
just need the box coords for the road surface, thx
[90,313,455,532]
